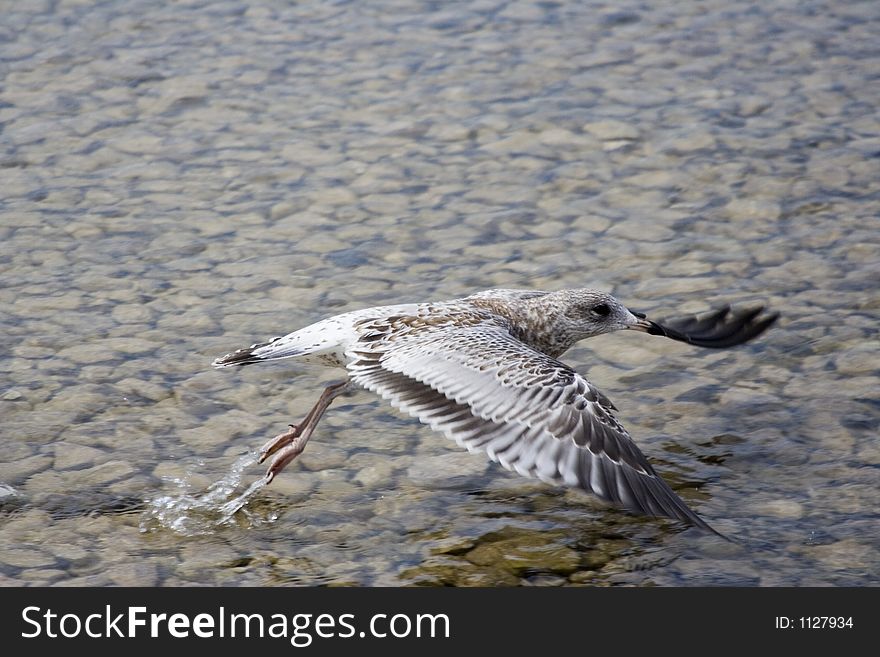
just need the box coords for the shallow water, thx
[1,0,878,586]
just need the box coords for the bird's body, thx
[213,288,778,536]
[215,289,596,369]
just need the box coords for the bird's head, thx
[551,289,652,341]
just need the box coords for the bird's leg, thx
[260,380,351,483]
[259,380,352,462]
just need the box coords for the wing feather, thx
[346,319,720,534]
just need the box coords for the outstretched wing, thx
[345,318,721,535]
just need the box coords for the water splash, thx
[140,451,277,535]
[0,483,24,514]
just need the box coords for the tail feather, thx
[212,336,283,368]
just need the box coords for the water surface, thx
[1,0,878,586]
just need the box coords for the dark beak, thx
[627,305,779,349]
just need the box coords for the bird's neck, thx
[468,293,577,358]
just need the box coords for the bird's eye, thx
[592,303,611,317]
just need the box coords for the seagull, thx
[212,288,777,536]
